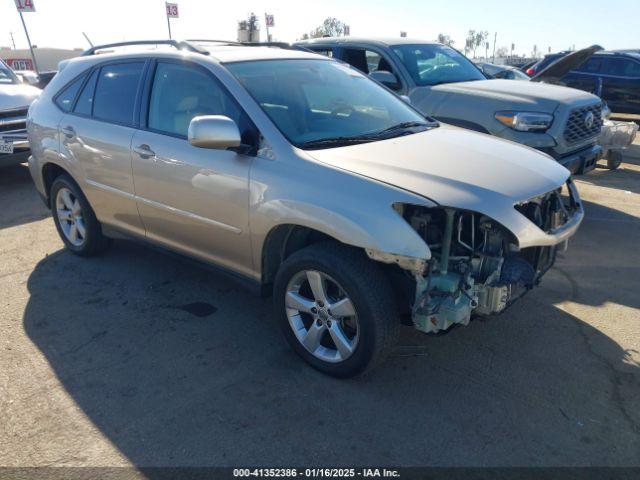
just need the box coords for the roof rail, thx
[186,39,243,46]
[187,39,309,51]
[82,40,209,56]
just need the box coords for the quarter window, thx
[92,62,145,125]
[147,62,245,138]
[55,73,87,112]
[74,69,99,116]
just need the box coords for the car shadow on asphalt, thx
[0,164,50,230]
[21,200,640,467]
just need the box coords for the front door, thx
[131,60,257,277]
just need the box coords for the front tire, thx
[274,242,399,378]
[50,174,110,256]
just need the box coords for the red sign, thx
[14,0,36,12]
[166,2,179,18]
[6,58,34,71]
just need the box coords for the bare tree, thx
[437,33,455,46]
[496,46,509,58]
[305,17,348,39]
[465,30,489,58]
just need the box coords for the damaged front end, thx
[389,180,582,334]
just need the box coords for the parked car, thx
[559,51,640,115]
[296,37,604,174]
[28,40,584,377]
[477,62,530,80]
[525,52,569,76]
[0,59,40,167]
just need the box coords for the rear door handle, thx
[61,126,75,138]
[133,144,155,159]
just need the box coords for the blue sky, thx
[1,0,638,55]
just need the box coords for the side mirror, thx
[188,115,241,150]
[369,70,401,91]
[400,95,411,104]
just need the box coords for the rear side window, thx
[92,62,145,125]
[310,48,333,58]
[55,73,87,112]
[74,69,99,116]
[576,57,603,73]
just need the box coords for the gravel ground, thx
[1,152,639,467]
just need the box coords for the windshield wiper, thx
[375,121,431,136]
[298,135,379,150]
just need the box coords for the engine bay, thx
[397,182,578,334]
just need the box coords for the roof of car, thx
[295,37,439,47]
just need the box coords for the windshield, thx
[226,59,434,149]
[391,44,486,86]
[0,60,19,85]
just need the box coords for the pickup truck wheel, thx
[274,242,399,377]
[50,174,110,256]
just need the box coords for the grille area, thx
[515,180,579,234]
[0,108,28,134]
[563,103,602,145]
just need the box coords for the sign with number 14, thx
[14,0,36,12]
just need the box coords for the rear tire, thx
[50,174,110,256]
[274,242,399,378]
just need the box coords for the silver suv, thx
[28,40,583,377]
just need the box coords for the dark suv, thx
[561,51,640,115]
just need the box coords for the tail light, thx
[526,67,535,76]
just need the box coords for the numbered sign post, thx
[14,0,39,74]
[265,14,274,42]
[165,3,179,39]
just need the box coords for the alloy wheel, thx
[55,187,87,247]
[285,270,360,363]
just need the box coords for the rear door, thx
[130,59,257,277]
[58,60,147,236]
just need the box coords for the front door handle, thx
[61,126,75,138]
[133,144,155,159]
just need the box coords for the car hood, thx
[0,83,41,111]
[530,45,603,83]
[306,125,570,247]
[413,79,597,113]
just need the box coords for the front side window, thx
[342,48,393,75]
[147,62,246,138]
[606,57,640,77]
[392,44,485,86]
[226,59,433,148]
[93,62,144,125]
